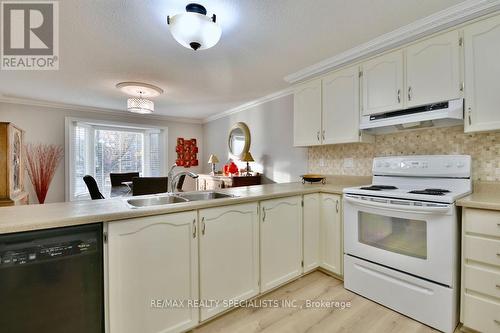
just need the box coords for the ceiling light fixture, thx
[116,82,164,114]
[127,94,154,114]
[167,3,222,51]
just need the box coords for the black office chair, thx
[132,177,168,196]
[110,172,140,186]
[83,175,105,200]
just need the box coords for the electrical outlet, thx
[344,158,354,169]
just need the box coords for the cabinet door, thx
[107,212,198,333]
[198,203,259,321]
[303,193,320,273]
[320,193,342,276]
[261,196,303,292]
[464,14,500,133]
[361,49,404,115]
[406,30,461,108]
[293,79,322,146]
[322,66,361,144]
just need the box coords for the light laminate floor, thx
[192,271,459,333]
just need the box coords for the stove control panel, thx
[373,155,471,178]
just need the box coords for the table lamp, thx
[208,154,219,175]
[242,152,254,176]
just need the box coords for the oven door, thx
[343,194,458,287]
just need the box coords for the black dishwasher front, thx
[0,223,104,333]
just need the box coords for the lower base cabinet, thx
[320,194,342,276]
[105,192,344,332]
[198,203,260,321]
[303,193,321,272]
[107,212,199,333]
[461,208,500,333]
[261,196,303,292]
[303,193,343,277]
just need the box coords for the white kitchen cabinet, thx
[198,203,259,321]
[461,208,500,332]
[320,193,342,276]
[260,196,303,292]
[322,66,364,144]
[293,79,322,146]
[361,49,404,116]
[107,212,198,333]
[406,30,462,108]
[464,14,500,133]
[303,193,320,273]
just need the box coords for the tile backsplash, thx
[309,126,500,181]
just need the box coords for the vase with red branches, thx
[25,143,64,204]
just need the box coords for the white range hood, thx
[360,99,463,132]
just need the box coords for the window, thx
[67,119,167,200]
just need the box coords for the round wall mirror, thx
[228,122,251,159]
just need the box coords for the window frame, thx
[65,117,168,201]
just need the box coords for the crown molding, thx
[202,88,293,123]
[285,0,500,83]
[0,95,203,124]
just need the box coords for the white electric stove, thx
[343,155,472,333]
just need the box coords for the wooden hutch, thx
[0,123,29,206]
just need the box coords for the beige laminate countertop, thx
[457,181,500,211]
[0,177,370,234]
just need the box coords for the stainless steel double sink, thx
[126,191,235,208]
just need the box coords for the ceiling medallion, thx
[116,82,163,114]
[167,3,222,51]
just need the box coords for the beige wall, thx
[202,95,308,183]
[309,125,500,181]
[0,102,203,203]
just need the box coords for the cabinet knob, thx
[201,217,206,235]
[317,131,320,141]
[397,89,401,103]
[322,130,325,141]
[262,208,266,222]
[408,87,412,101]
[468,107,472,126]
[192,219,197,238]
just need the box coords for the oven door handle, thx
[344,195,452,214]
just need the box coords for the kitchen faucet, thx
[168,164,199,193]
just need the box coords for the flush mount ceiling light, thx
[116,82,164,114]
[167,3,222,51]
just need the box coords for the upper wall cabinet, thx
[464,14,500,133]
[293,66,370,147]
[361,49,404,116]
[406,30,462,108]
[293,79,322,146]
[322,66,361,144]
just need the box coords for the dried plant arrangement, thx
[25,143,64,204]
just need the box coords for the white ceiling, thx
[0,0,466,120]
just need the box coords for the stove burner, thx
[424,188,450,193]
[360,185,398,191]
[408,188,451,196]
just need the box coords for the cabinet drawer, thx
[462,293,500,333]
[464,265,500,300]
[465,209,500,237]
[464,235,500,268]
